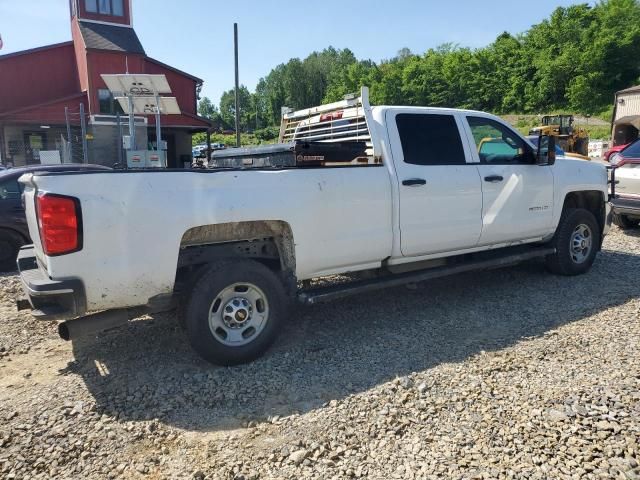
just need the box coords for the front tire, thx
[184,259,289,366]
[613,213,640,229]
[545,208,600,276]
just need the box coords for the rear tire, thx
[0,230,24,272]
[613,213,640,229]
[545,208,600,276]
[184,259,289,366]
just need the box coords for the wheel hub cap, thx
[570,224,592,264]
[222,297,253,328]
[208,283,269,346]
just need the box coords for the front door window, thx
[467,116,533,164]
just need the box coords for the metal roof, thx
[0,41,74,60]
[78,21,145,54]
[614,115,640,129]
[145,57,203,83]
[617,85,640,94]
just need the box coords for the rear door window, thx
[396,114,466,166]
[0,179,21,201]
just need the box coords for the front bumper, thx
[611,196,640,218]
[17,245,86,320]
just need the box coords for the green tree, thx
[198,96,217,119]
[215,0,640,126]
[198,96,224,128]
[219,85,253,131]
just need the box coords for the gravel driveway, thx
[1,228,639,479]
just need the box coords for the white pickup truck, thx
[17,88,612,365]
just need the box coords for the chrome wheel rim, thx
[208,282,269,346]
[570,224,593,264]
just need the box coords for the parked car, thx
[610,139,640,229]
[192,145,207,158]
[0,164,111,271]
[192,143,227,159]
[604,143,631,162]
[609,138,640,167]
[15,88,611,366]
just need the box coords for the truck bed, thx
[20,165,393,312]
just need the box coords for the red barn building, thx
[0,0,211,167]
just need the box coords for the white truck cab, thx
[17,87,612,365]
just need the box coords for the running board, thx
[298,246,556,305]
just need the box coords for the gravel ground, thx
[0,227,639,480]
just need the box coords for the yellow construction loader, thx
[529,115,589,157]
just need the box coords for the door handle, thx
[402,178,427,186]
[484,175,504,183]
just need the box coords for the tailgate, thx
[16,169,185,312]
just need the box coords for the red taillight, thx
[36,193,82,256]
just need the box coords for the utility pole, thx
[234,23,241,148]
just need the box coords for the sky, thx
[0,0,588,105]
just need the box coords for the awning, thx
[614,115,640,130]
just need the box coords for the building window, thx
[112,0,124,16]
[85,0,97,13]
[98,89,124,115]
[87,0,124,16]
[98,0,110,14]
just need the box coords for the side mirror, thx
[536,134,556,165]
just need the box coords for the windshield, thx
[544,115,572,128]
